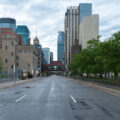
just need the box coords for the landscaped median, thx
[0,78,39,90]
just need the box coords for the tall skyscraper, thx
[79,15,99,49]
[16,25,30,45]
[79,3,92,23]
[64,3,99,65]
[0,18,16,31]
[64,6,79,64]
[42,48,50,64]
[57,31,65,61]
[33,36,42,72]
[50,52,53,63]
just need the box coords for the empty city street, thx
[0,75,120,120]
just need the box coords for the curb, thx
[0,77,40,90]
[71,78,120,97]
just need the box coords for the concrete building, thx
[0,18,16,31]
[57,32,65,61]
[50,52,53,63]
[0,27,39,76]
[42,48,50,64]
[0,28,19,73]
[16,25,30,45]
[16,45,38,75]
[79,15,99,49]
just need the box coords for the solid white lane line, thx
[16,95,27,102]
[70,95,77,103]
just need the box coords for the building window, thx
[28,64,30,67]
[11,52,14,56]
[16,63,19,66]
[16,56,19,60]
[11,41,14,46]
[11,65,13,69]
[5,59,7,63]
[5,46,7,50]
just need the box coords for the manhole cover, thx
[14,91,22,95]
[24,86,31,88]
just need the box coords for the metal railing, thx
[0,72,18,83]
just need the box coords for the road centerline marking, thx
[16,95,27,102]
[70,95,77,103]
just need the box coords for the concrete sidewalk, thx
[0,77,39,90]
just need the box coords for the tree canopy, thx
[70,31,120,78]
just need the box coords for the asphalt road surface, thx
[0,75,120,120]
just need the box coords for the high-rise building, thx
[64,6,79,64]
[79,15,99,49]
[57,31,65,61]
[0,18,16,31]
[64,3,99,65]
[16,25,30,45]
[79,3,92,23]
[50,52,53,63]
[42,48,50,64]
[33,36,42,72]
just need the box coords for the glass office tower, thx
[16,25,30,45]
[79,3,92,23]
[0,18,16,31]
[42,48,50,64]
[57,31,65,61]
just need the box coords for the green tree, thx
[0,60,3,72]
[70,31,120,79]
[70,54,80,75]
[85,36,104,76]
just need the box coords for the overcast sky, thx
[0,0,120,60]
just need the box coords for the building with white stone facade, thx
[79,14,99,49]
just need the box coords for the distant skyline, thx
[0,0,120,60]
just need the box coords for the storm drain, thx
[24,86,31,88]
[14,91,22,95]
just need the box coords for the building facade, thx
[33,36,42,72]
[79,3,92,23]
[42,48,50,64]
[57,31,65,61]
[0,28,19,73]
[16,45,38,75]
[16,25,30,45]
[64,6,79,64]
[0,18,16,31]
[0,28,37,75]
[79,15,99,49]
